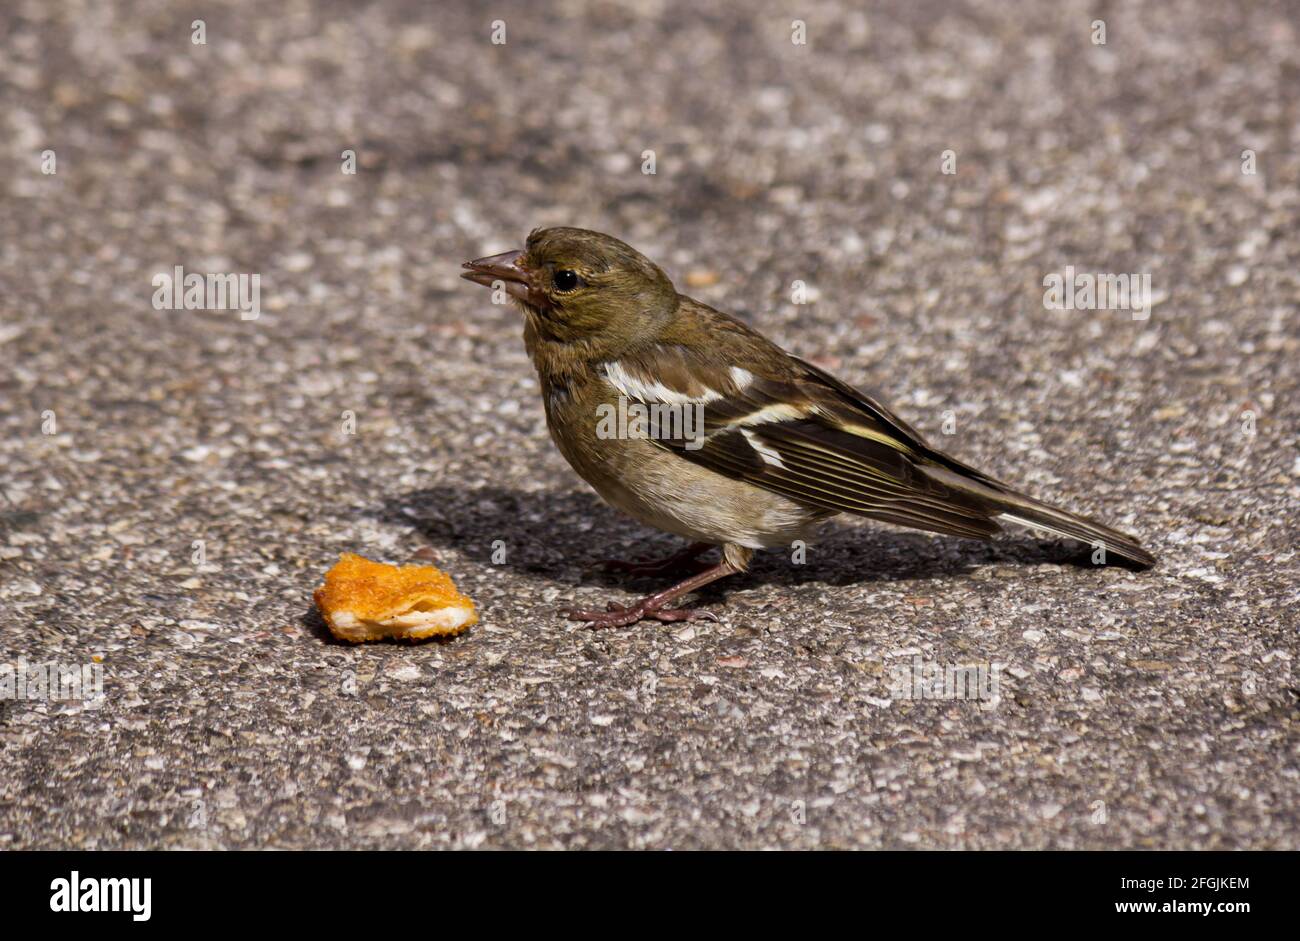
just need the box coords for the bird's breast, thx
[538,371,826,549]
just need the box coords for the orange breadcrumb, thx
[313,553,478,643]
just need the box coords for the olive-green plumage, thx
[462,227,1155,628]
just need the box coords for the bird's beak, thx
[460,249,533,303]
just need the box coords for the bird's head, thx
[461,227,677,344]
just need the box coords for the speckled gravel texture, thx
[1,0,1297,850]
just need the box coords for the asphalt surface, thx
[1,0,1297,849]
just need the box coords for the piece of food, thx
[313,553,477,643]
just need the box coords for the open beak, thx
[461,249,533,303]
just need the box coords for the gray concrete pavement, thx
[0,0,1296,848]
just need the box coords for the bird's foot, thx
[563,557,737,630]
[560,599,720,630]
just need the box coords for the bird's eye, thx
[552,269,579,292]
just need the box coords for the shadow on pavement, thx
[374,484,1095,596]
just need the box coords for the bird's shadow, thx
[369,482,1092,599]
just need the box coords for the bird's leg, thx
[595,541,715,577]
[562,557,740,630]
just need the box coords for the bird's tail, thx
[924,465,1156,569]
[991,494,1156,568]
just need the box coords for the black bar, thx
[2,850,1283,927]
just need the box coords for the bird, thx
[461,227,1155,629]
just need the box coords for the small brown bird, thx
[462,227,1155,629]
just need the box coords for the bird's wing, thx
[600,347,1003,540]
[784,355,1154,565]
[790,354,1013,489]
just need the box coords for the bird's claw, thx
[645,607,718,624]
[559,602,720,630]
